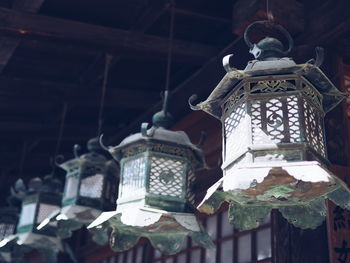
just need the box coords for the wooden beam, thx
[0,7,218,63]
[130,0,170,32]
[232,0,304,36]
[0,76,159,109]
[0,0,46,73]
[174,8,231,24]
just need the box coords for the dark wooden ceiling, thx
[0,0,350,205]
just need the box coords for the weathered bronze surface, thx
[89,91,213,254]
[190,21,350,230]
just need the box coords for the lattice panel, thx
[121,157,146,198]
[303,99,326,157]
[37,203,60,224]
[224,103,248,159]
[287,96,301,142]
[186,170,196,206]
[149,157,185,198]
[64,176,79,199]
[80,174,104,198]
[251,101,264,144]
[0,223,15,240]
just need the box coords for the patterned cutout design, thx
[149,157,185,198]
[303,99,326,157]
[80,174,104,198]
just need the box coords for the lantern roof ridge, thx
[109,124,206,166]
[189,54,347,119]
[57,138,111,171]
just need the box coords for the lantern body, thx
[0,208,17,241]
[0,177,64,263]
[116,130,197,213]
[60,153,118,216]
[17,192,60,237]
[88,115,213,255]
[220,73,339,205]
[191,30,350,230]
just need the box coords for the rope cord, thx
[51,103,68,174]
[164,0,175,92]
[97,54,112,136]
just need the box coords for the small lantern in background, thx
[0,175,64,262]
[0,195,19,262]
[190,21,350,230]
[88,91,214,255]
[38,138,119,242]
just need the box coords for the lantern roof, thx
[105,91,206,169]
[11,175,62,200]
[58,138,111,171]
[189,23,347,119]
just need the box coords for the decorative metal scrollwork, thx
[267,112,283,128]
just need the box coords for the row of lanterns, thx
[1,21,350,262]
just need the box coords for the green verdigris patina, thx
[190,21,350,230]
[88,91,214,254]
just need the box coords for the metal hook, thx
[99,134,110,152]
[244,21,294,57]
[222,54,238,73]
[141,122,150,137]
[188,94,201,110]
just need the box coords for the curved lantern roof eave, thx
[108,126,207,170]
[191,57,347,119]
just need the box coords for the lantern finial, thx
[152,90,174,128]
[244,21,293,60]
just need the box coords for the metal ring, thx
[244,21,293,55]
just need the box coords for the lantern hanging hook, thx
[99,134,110,152]
[306,46,324,67]
[244,21,294,59]
[188,94,201,111]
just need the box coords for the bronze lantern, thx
[88,91,213,254]
[37,138,119,242]
[189,21,350,230]
[0,176,64,262]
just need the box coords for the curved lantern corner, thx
[38,138,120,242]
[88,91,214,255]
[0,175,65,263]
[192,21,350,231]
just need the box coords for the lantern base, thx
[0,233,63,263]
[88,207,214,255]
[198,161,350,230]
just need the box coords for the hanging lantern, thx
[0,196,19,262]
[0,176,64,262]
[88,91,213,255]
[37,138,119,242]
[189,21,350,230]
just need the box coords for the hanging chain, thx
[52,102,68,174]
[165,0,175,92]
[97,53,112,136]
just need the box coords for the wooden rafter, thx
[0,7,218,63]
[0,0,46,73]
